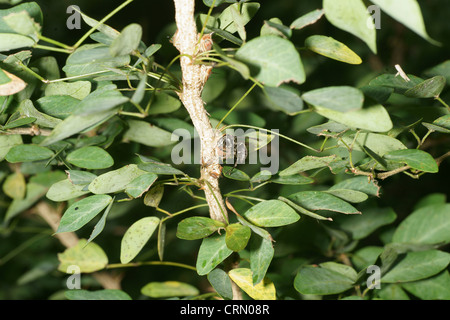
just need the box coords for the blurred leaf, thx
[371,0,440,46]
[305,36,362,65]
[330,176,380,197]
[294,264,355,295]
[65,289,131,300]
[137,154,184,175]
[2,171,25,199]
[290,9,324,30]
[218,2,260,35]
[381,250,450,283]
[303,86,364,112]
[392,203,450,245]
[141,281,199,298]
[263,85,303,115]
[58,239,108,273]
[324,189,368,204]
[222,166,250,181]
[143,184,164,207]
[123,120,175,147]
[279,155,337,176]
[4,182,47,223]
[120,217,160,264]
[0,134,22,161]
[110,23,142,56]
[401,271,450,300]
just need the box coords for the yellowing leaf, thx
[228,268,276,300]
[58,239,108,273]
[0,69,26,96]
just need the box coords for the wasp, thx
[216,133,248,169]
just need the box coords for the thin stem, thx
[33,44,72,54]
[107,261,197,272]
[73,0,134,49]
[223,124,320,152]
[436,96,450,111]
[216,82,257,129]
[38,35,72,50]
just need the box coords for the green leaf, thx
[65,289,131,300]
[222,166,250,181]
[333,207,396,240]
[261,18,291,39]
[196,233,233,276]
[120,217,160,264]
[0,135,22,161]
[66,170,97,185]
[392,203,450,245]
[5,144,54,163]
[74,84,128,115]
[207,268,233,300]
[0,33,35,51]
[290,9,324,30]
[330,176,380,197]
[271,174,314,185]
[2,172,25,199]
[401,270,450,300]
[57,239,108,273]
[110,23,142,56]
[280,155,337,176]
[404,76,446,98]
[88,164,148,194]
[381,250,450,283]
[125,173,158,199]
[369,73,423,94]
[46,179,90,202]
[3,10,40,39]
[177,216,226,240]
[18,99,61,128]
[123,120,175,147]
[384,149,438,173]
[294,264,355,295]
[56,195,113,233]
[249,235,274,285]
[203,0,226,7]
[304,35,362,65]
[143,184,164,207]
[137,155,185,175]
[370,0,440,46]
[263,85,304,115]
[40,109,117,146]
[288,191,361,214]
[147,92,181,115]
[424,60,450,83]
[303,86,364,112]
[2,116,36,129]
[235,35,305,86]
[86,197,114,244]
[339,132,407,157]
[0,3,43,32]
[141,281,199,298]
[324,189,368,204]
[242,199,300,227]
[67,146,114,169]
[313,103,393,133]
[228,268,276,300]
[225,223,251,252]
[44,81,91,100]
[36,95,81,119]
[323,0,377,53]
[63,44,130,78]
